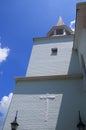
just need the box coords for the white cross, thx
[40,94,55,122]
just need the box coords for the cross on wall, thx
[40,93,56,122]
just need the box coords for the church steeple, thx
[56,16,65,26]
[47,16,73,37]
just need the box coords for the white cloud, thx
[0,93,13,116]
[70,20,75,31]
[0,93,13,129]
[0,46,10,63]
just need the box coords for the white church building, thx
[2,2,86,130]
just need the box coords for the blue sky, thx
[0,0,85,128]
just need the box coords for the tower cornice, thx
[33,34,74,42]
[15,74,83,83]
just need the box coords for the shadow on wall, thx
[55,50,85,130]
[55,79,86,130]
[68,49,81,74]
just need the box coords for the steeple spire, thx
[56,16,65,26]
[47,16,73,37]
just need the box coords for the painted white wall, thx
[26,36,81,77]
[3,78,85,130]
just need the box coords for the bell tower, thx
[3,13,86,130]
[47,16,73,37]
[26,16,77,77]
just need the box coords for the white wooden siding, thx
[3,79,85,130]
[26,37,81,77]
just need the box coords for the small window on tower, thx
[51,48,57,55]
